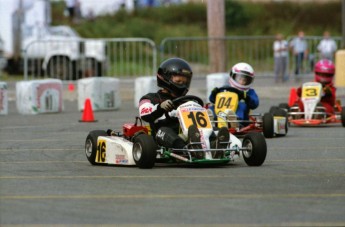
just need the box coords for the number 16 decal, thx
[181,110,212,129]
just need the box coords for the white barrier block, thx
[0,82,8,115]
[78,77,121,111]
[16,79,63,114]
[206,72,229,102]
[134,76,158,108]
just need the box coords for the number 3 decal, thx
[305,88,317,96]
[302,87,320,98]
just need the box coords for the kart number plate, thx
[215,91,238,114]
[180,109,212,130]
[301,85,321,99]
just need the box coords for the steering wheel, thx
[172,95,204,108]
[222,87,241,94]
[220,87,244,99]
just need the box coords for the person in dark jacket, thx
[139,57,229,151]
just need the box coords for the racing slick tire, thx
[341,106,345,127]
[242,132,267,166]
[262,113,274,138]
[132,134,158,169]
[278,103,290,113]
[270,107,288,135]
[85,130,108,165]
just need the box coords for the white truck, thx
[0,0,106,80]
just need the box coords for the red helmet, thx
[314,59,335,85]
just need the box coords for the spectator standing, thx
[65,0,76,22]
[317,31,337,61]
[273,33,289,83]
[290,31,308,80]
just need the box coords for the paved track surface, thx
[1,76,345,226]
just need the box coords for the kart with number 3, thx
[273,82,345,127]
[85,95,267,169]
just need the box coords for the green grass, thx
[51,0,342,44]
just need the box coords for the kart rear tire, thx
[262,113,274,138]
[278,103,290,112]
[341,106,345,127]
[85,130,108,165]
[242,133,267,166]
[133,134,157,169]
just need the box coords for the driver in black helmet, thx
[139,57,229,153]
[138,57,197,149]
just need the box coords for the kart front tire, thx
[133,134,157,169]
[242,133,267,166]
[271,107,288,135]
[85,130,108,165]
[262,113,274,138]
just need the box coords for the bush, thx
[51,0,342,42]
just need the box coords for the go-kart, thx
[85,95,267,169]
[274,82,345,127]
[207,87,287,138]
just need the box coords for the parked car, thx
[23,25,107,80]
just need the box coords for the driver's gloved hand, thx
[323,86,332,96]
[160,99,175,112]
[211,87,219,97]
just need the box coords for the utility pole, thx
[14,0,24,61]
[342,0,345,48]
[207,0,226,73]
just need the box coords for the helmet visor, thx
[171,75,190,87]
[233,74,253,86]
[315,72,333,78]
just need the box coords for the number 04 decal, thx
[181,110,212,129]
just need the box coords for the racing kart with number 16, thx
[85,95,267,169]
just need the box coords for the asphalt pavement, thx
[1,74,345,226]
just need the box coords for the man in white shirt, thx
[65,0,76,21]
[273,33,288,83]
[317,31,337,61]
[290,30,308,78]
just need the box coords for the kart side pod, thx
[123,117,150,139]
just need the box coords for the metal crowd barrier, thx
[23,38,157,80]
[23,36,342,80]
[160,36,343,77]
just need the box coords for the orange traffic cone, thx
[79,98,97,122]
[288,87,297,107]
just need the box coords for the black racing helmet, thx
[157,58,193,97]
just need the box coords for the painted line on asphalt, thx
[0,148,81,152]
[0,223,344,227]
[1,173,344,180]
[1,193,345,200]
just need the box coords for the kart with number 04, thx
[207,87,288,138]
